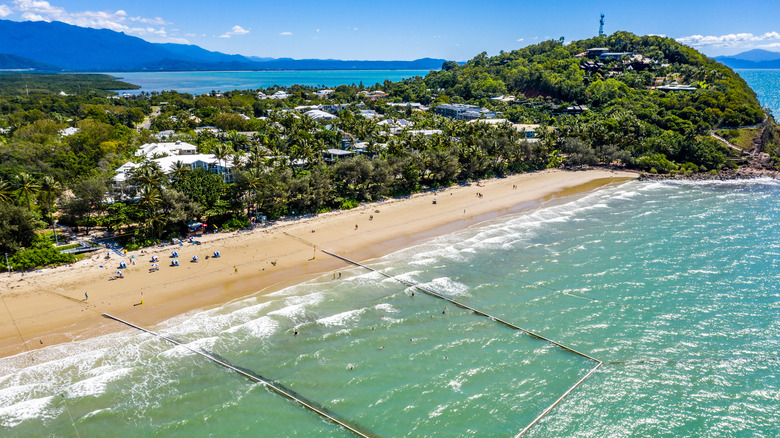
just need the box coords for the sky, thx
[2,0,780,60]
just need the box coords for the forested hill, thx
[385,32,772,172]
[421,32,764,127]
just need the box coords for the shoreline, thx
[0,169,637,359]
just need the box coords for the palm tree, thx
[0,179,14,203]
[14,172,40,211]
[168,160,190,185]
[39,175,61,224]
[131,161,166,191]
[247,144,269,170]
[212,142,233,176]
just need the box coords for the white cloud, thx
[130,16,170,25]
[164,37,189,44]
[0,4,12,17]
[279,31,293,36]
[229,25,248,35]
[516,38,524,42]
[677,31,780,48]
[219,25,249,38]
[9,0,181,42]
[21,11,44,21]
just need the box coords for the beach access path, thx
[0,169,636,358]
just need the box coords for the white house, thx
[60,127,80,137]
[135,141,197,158]
[305,109,338,121]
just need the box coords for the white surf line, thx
[322,249,603,437]
[102,314,373,438]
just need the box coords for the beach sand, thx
[0,169,636,358]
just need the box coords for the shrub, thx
[221,215,249,231]
[634,154,679,174]
[339,198,359,210]
[8,242,76,270]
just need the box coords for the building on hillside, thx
[579,61,604,72]
[60,127,80,137]
[358,90,388,99]
[155,130,175,140]
[324,148,354,163]
[265,91,291,100]
[598,52,633,61]
[386,102,428,111]
[512,124,542,140]
[358,109,379,119]
[314,89,334,98]
[305,109,338,121]
[435,103,492,120]
[575,47,610,58]
[491,95,516,102]
[135,141,197,158]
[194,126,221,135]
[406,129,443,137]
[657,82,697,92]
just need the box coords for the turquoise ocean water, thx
[2,178,779,437]
[107,70,432,95]
[736,69,780,117]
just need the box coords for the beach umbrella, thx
[151,263,158,267]
[115,270,122,274]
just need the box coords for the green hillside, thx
[384,31,770,172]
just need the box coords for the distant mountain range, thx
[0,19,447,72]
[715,49,780,69]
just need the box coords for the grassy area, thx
[54,243,80,251]
[715,128,759,151]
[0,73,140,96]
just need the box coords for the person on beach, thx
[84,292,88,300]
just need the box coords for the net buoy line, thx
[321,250,604,437]
[101,314,374,438]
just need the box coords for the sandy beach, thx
[0,169,636,358]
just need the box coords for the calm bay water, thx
[106,70,432,95]
[735,69,780,117]
[1,179,779,437]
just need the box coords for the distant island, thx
[715,49,780,69]
[0,19,448,72]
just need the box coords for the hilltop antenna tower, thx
[599,14,605,37]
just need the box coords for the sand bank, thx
[0,169,636,358]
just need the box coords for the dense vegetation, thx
[0,73,139,96]
[1,32,777,269]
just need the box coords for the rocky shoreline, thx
[637,166,780,181]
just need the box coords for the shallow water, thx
[106,70,432,95]
[1,179,779,437]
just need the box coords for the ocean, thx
[735,69,780,118]
[106,70,433,95]
[2,178,779,437]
